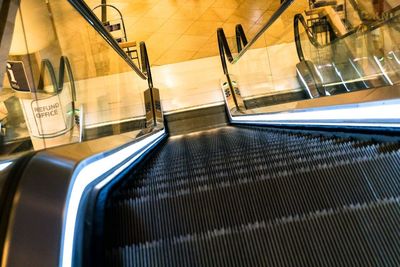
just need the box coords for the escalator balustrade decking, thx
[104,126,400,266]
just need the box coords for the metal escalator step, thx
[115,151,400,200]
[127,143,393,188]
[108,156,397,246]
[107,198,400,267]
[103,126,400,267]
[132,129,380,172]
[135,138,381,172]
[130,131,398,178]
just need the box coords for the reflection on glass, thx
[300,10,400,96]
[218,0,400,116]
[0,0,147,157]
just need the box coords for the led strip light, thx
[230,101,400,128]
[60,129,165,267]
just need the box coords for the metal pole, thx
[101,0,106,23]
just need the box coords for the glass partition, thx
[219,0,400,114]
[220,0,309,111]
[299,10,400,95]
[0,0,148,156]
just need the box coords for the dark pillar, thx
[101,0,107,23]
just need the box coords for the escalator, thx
[2,1,400,267]
[295,4,400,98]
[92,126,400,266]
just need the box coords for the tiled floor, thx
[85,0,309,65]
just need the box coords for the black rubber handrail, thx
[233,0,295,61]
[0,153,36,266]
[216,0,295,111]
[139,42,153,90]
[217,28,233,75]
[37,56,76,101]
[36,56,78,136]
[216,28,242,109]
[59,56,77,102]
[140,41,158,126]
[294,13,324,62]
[68,0,146,80]
[217,0,295,75]
[235,24,248,53]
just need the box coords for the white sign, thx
[20,88,74,138]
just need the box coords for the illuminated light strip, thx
[322,74,383,87]
[389,51,400,65]
[374,56,394,86]
[0,162,12,171]
[230,102,400,127]
[235,120,400,128]
[296,69,313,98]
[314,64,325,84]
[163,102,225,115]
[348,59,369,88]
[85,116,145,129]
[60,129,165,267]
[332,62,350,92]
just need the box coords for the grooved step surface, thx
[104,126,400,266]
[108,198,400,267]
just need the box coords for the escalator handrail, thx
[35,56,79,140]
[294,12,400,62]
[294,13,324,62]
[67,0,147,80]
[217,28,232,75]
[139,42,153,89]
[59,56,77,102]
[217,0,295,70]
[37,57,77,99]
[233,0,295,63]
[37,59,58,94]
[0,127,167,267]
[235,24,248,53]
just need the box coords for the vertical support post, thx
[141,41,163,130]
[217,28,245,113]
[144,87,163,128]
[101,0,107,23]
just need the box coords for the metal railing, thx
[68,0,147,79]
